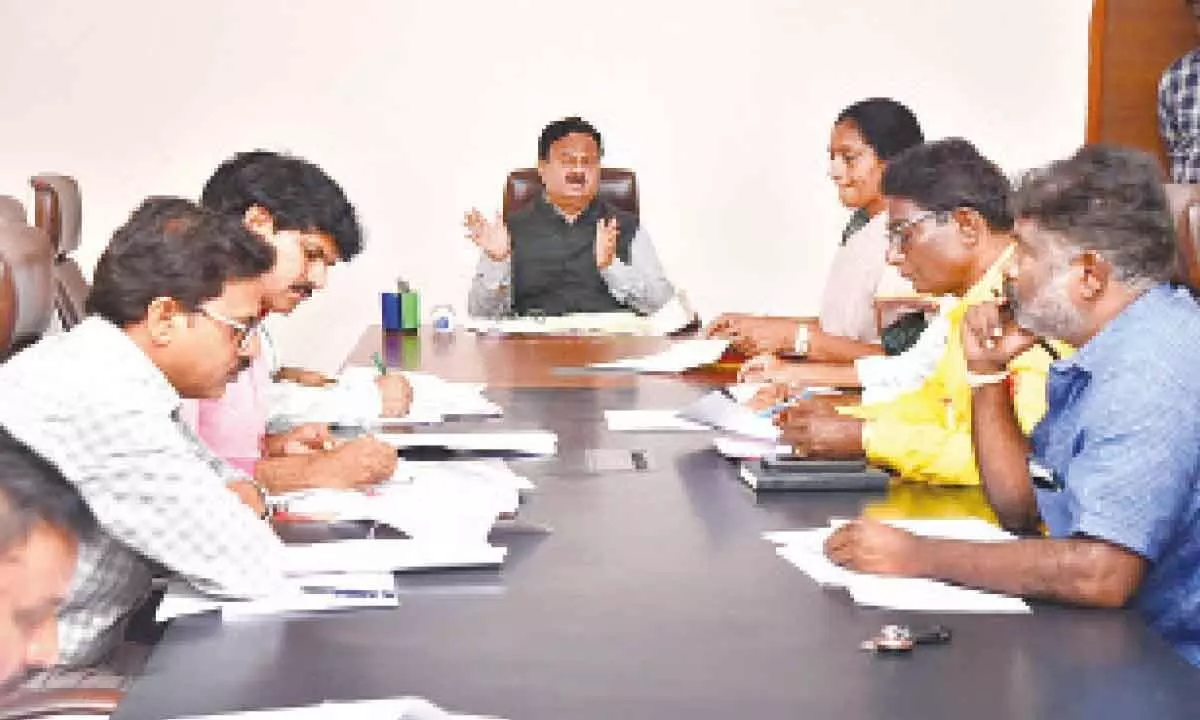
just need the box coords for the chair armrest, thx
[0,688,123,720]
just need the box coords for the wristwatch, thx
[793,325,810,356]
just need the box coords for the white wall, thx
[0,0,1093,371]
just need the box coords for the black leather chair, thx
[0,196,54,356]
[31,175,87,330]
[502,167,639,223]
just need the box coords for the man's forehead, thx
[550,133,599,156]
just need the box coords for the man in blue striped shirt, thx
[825,145,1200,668]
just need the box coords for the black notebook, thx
[738,458,890,492]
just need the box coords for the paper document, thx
[463,296,693,338]
[284,538,507,575]
[173,696,504,719]
[378,430,557,456]
[281,460,526,543]
[764,519,1029,613]
[676,390,781,441]
[713,436,791,459]
[155,572,399,623]
[604,409,710,432]
[588,337,730,373]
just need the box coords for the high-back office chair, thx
[1165,183,1200,290]
[31,174,88,330]
[502,167,639,223]
[0,196,54,354]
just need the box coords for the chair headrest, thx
[31,174,82,256]
[503,168,639,223]
[0,196,25,225]
[0,255,15,355]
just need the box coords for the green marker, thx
[372,352,388,377]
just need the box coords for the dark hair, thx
[836,98,924,162]
[538,117,603,161]
[0,425,95,551]
[86,197,275,326]
[882,138,1014,231]
[1011,145,1177,289]
[200,150,363,260]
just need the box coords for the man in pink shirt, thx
[183,151,411,496]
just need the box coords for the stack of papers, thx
[156,572,400,622]
[283,538,507,575]
[378,430,558,456]
[385,372,503,424]
[280,460,528,542]
[764,519,1030,613]
[587,337,730,373]
[713,436,790,459]
[604,409,710,432]
[171,696,502,719]
[677,390,781,441]
[462,293,695,337]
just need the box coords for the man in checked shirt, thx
[0,198,286,673]
[1158,0,1200,183]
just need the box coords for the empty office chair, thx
[31,174,88,330]
[0,196,54,353]
[502,167,639,223]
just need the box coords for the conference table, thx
[112,328,1200,720]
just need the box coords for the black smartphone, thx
[760,456,868,473]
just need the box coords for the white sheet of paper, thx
[604,409,710,432]
[588,337,730,373]
[155,572,399,623]
[765,519,1029,613]
[173,696,502,719]
[283,538,507,575]
[377,431,557,455]
[713,436,790,459]
[677,390,781,441]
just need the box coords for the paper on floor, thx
[587,337,730,373]
[604,409,710,432]
[765,519,1029,613]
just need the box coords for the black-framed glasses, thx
[886,210,951,254]
[198,306,260,352]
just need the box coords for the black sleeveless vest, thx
[508,195,637,316]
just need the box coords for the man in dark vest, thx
[465,116,675,317]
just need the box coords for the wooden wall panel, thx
[1088,0,1196,169]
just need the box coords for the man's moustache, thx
[565,172,587,184]
[289,284,315,298]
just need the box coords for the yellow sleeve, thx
[863,413,981,486]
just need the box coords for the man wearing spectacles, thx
[184,151,401,496]
[827,146,1200,669]
[0,198,288,670]
[766,138,1065,488]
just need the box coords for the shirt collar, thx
[538,192,600,224]
[1055,283,1176,374]
[77,316,183,416]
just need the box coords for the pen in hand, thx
[372,352,388,377]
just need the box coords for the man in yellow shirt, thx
[774,138,1067,486]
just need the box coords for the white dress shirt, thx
[0,317,287,666]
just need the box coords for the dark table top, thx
[114,366,1200,720]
